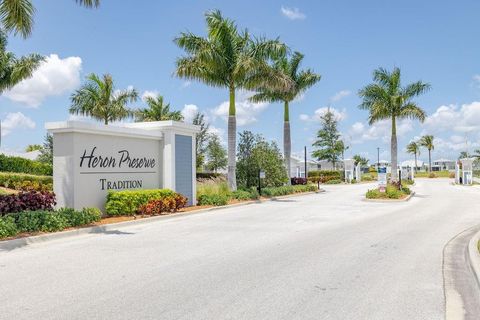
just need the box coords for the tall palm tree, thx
[406,141,420,173]
[0,31,43,141]
[358,67,430,182]
[0,0,100,38]
[419,135,434,172]
[250,51,321,181]
[174,10,290,191]
[70,73,138,125]
[135,95,183,122]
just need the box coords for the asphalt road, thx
[1,179,479,320]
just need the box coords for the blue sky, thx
[2,0,480,163]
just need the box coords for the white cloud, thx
[330,90,351,102]
[141,90,159,102]
[181,104,199,123]
[300,107,347,122]
[280,6,306,20]
[4,54,82,107]
[1,112,35,136]
[424,102,480,133]
[348,119,414,144]
[208,125,226,144]
[211,91,269,126]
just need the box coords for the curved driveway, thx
[1,179,479,319]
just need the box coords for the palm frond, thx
[0,0,34,38]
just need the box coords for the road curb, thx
[0,190,324,251]
[468,229,480,289]
[443,225,480,320]
[363,191,415,203]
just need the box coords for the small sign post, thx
[378,166,387,192]
[258,170,265,195]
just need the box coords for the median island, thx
[366,183,412,200]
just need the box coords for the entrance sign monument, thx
[460,158,474,185]
[46,120,200,210]
[378,166,387,192]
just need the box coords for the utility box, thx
[460,158,474,185]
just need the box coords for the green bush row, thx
[261,184,318,197]
[366,185,411,200]
[324,179,342,184]
[0,154,52,176]
[0,172,53,191]
[307,170,341,178]
[105,189,177,216]
[0,208,101,239]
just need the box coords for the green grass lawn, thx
[415,171,453,178]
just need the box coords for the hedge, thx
[0,172,53,191]
[0,154,52,176]
[1,207,101,239]
[105,189,178,216]
[261,184,318,197]
[197,193,229,206]
[307,170,342,183]
[0,191,56,216]
[196,172,226,180]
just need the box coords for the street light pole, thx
[377,147,380,168]
[304,146,307,179]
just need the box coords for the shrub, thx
[231,189,255,201]
[0,216,17,238]
[291,177,307,185]
[361,174,374,181]
[325,179,342,184]
[308,170,342,183]
[428,172,436,178]
[0,154,52,175]
[366,184,410,200]
[11,210,47,232]
[261,184,317,197]
[58,207,101,227]
[0,172,53,191]
[449,172,455,179]
[197,194,229,206]
[138,199,166,216]
[196,172,226,180]
[105,189,176,216]
[40,212,69,232]
[0,191,56,216]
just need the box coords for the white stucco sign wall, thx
[46,121,199,211]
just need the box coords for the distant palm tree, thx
[419,135,435,172]
[0,0,99,38]
[250,51,321,181]
[358,67,430,182]
[458,151,469,159]
[70,73,138,125]
[174,10,290,191]
[406,141,420,173]
[473,149,480,160]
[135,95,183,122]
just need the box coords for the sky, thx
[2,0,480,163]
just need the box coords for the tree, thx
[338,140,349,160]
[459,151,469,159]
[70,73,138,125]
[134,95,183,122]
[419,135,434,172]
[236,131,288,188]
[25,144,41,152]
[250,51,320,181]
[174,9,290,191]
[0,0,99,38]
[193,112,209,171]
[206,134,227,172]
[312,110,343,169]
[406,141,420,173]
[358,67,430,182]
[0,31,43,140]
[353,155,368,166]
[37,133,53,165]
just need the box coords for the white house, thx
[432,158,456,171]
[400,159,424,171]
[289,156,319,178]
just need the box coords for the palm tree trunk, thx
[283,101,291,183]
[227,86,237,191]
[414,153,417,174]
[391,116,398,182]
[428,149,432,172]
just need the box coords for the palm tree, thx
[250,51,321,181]
[459,151,469,159]
[0,31,43,140]
[419,135,435,172]
[358,67,430,182]
[135,95,183,122]
[70,73,138,125]
[174,10,290,191]
[0,0,99,38]
[406,141,420,173]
